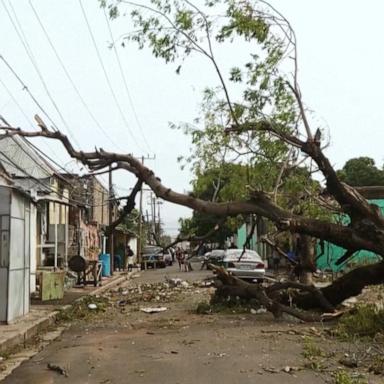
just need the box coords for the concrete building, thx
[0,161,34,323]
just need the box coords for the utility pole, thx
[150,193,156,244]
[108,164,114,275]
[145,210,150,243]
[137,156,144,264]
[137,155,155,260]
[157,199,163,239]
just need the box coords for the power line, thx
[0,81,101,196]
[0,76,60,160]
[103,8,152,153]
[0,150,117,208]
[0,115,111,199]
[2,0,80,147]
[78,0,144,152]
[26,140,113,197]
[28,0,123,152]
[0,54,58,133]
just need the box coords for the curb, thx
[0,272,135,355]
[0,311,59,355]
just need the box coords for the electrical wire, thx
[0,54,59,133]
[0,150,117,208]
[0,76,61,160]
[24,139,112,198]
[28,0,123,152]
[0,112,110,199]
[78,0,144,152]
[0,80,86,191]
[103,7,152,153]
[0,1,130,199]
[0,79,110,198]
[2,0,80,147]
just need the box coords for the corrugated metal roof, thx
[0,136,56,193]
[0,136,54,179]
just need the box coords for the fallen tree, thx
[2,0,384,321]
[211,261,384,321]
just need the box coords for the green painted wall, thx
[236,223,257,250]
[317,199,384,271]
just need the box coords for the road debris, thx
[339,357,358,368]
[262,366,279,374]
[88,303,97,310]
[250,307,267,314]
[282,366,300,374]
[140,307,168,314]
[47,363,68,377]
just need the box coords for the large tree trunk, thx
[292,261,384,309]
[213,262,384,321]
[297,235,316,285]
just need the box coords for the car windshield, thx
[224,249,262,262]
[210,250,225,257]
[142,246,162,255]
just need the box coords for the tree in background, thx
[337,157,384,187]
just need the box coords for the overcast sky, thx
[0,0,383,236]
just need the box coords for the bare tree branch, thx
[1,119,384,258]
[105,178,142,236]
[163,219,225,252]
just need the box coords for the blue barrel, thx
[99,253,111,277]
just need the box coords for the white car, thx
[223,249,265,281]
[201,249,225,269]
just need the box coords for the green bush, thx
[334,370,367,384]
[336,304,384,339]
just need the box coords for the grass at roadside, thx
[56,296,110,323]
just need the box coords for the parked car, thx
[223,249,265,281]
[201,249,225,269]
[141,245,170,269]
[163,249,173,266]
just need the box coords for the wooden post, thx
[108,165,114,274]
[137,156,144,265]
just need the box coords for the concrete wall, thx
[30,204,37,293]
[0,187,31,323]
[90,178,109,226]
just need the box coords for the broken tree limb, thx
[212,262,384,319]
[212,266,321,322]
[266,281,335,312]
[226,121,384,229]
[286,261,384,310]
[162,219,225,253]
[261,237,297,265]
[2,120,384,258]
[335,249,356,267]
[104,178,142,236]
[238,219,257,262]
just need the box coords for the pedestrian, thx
[114,253,122,271]
[182,250,189,272]
[272,250,280,273]
[126,244,134,272]
[170,247,175,262]
[176,247,183,271]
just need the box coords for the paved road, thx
[2,264,378,384]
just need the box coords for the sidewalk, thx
[0,271,132,355]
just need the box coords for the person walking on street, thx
[126,244,134,272]
[272,250,280,274]
[183,250,189,272]
[176,247,183,271]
